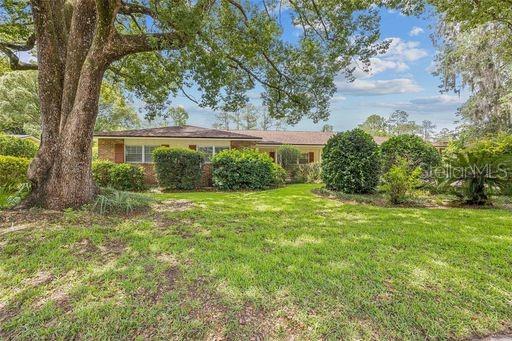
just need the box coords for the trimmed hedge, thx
[92,160,117,187]
[212,149,286,190]
[0,155,30,187]
[321,129,381,193]
[153,147,203,190]
[0,134,38,158]
[92,160,145,191]
[380,134,441,174]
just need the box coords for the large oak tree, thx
[0,0,412,209]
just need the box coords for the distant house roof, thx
[237,130,336,146]
[94,125,262,140]
[238,130,389,146]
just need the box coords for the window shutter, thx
[189,145,197,150]
[308,152,315,163]
[114,143,124,163]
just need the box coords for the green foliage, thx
[0,71,40,137]
[153,147,203,190]
[439,134,512,204]
[89,188,155,215]
[358,114,389,136]
[380,158,422,204]
[166,106,189,127]
[4,182,31,208]
[109,164,146,192]
[277,145,301,179]
[0,155,30,188]
[92,160,117,187]
[0,71,139,136]
[95,83,141,132]
[380,134,441,174]
[295,163,322,184]
[321,129,381,193]
[0,133,38,158]
[92,161,146,192]
[212,149,285,190]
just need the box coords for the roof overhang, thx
[94,135,262,141]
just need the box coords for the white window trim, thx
[197,145,230,162]
[125,145,158,164]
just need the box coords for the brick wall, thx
[98,138,124,162]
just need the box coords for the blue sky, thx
[164,8,467,132]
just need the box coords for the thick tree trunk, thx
[24,59,106,209]
[19,0,175,210]
[21,0,110,210]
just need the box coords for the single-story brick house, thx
[94,125,388,185]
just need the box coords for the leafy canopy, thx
[0,0,421,125]
[0,71,140,136]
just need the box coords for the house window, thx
[125,146,143,163]
[198,146,229,162]
[125,145,158,163]
[144,146,157,163]
[299,153,310,164]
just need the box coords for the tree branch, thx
[108,32,186,60]
[0,34,38,70]
[118,2,156,17]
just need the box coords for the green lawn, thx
[1,184,511,339]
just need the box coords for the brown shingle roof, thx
[94,125,262,140]
[237,130,336,145]
[238,130,389,145]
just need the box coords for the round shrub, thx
[92,160,117,187]
[153,147,203,190]
[321,129,381,193]
[212,149,285,190]
[380,134,441,173]
[109,163,145,191]
[0,155,30,187]
[0,134,38,158]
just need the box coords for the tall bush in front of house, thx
[321,129,381,193]
[212,149,285,190]
[277,145,301,180]
[0,155,30,188]
[380,134,441,175]
[153,147,203,190]
[0,134,38,158]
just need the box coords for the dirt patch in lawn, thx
[152,199,194,213]
[0,209,62,231]
[150,199,195,230]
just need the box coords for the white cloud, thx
[409,26,424,36]
[373,94,465,112]
[383,37,428,62]
[337,78,423,96]
[350,37,428,79]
